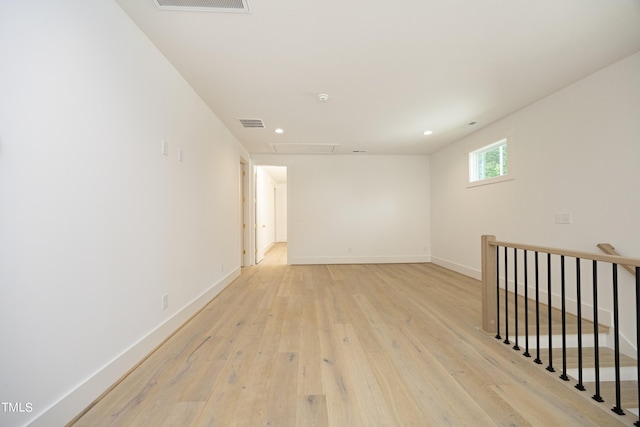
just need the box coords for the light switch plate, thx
[555,212,572,224]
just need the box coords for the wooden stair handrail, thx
[481,235,640,335]
[597,243,636,275]
[486,239,640,268]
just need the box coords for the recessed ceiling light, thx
[423,130,433,135]
[275,128,284,134]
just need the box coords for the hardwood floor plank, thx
[492,383,601,426]
[297,288,324,396]
[161,402,205,427]
[279,285,303,353]
[317,321,363,426]
[330,323,397,426]
[177,335,234,402]
[296,395,329,427]
[262,351,299,426]
[365,350,431,426]
[584,380,639,410]
[352,292,498,426]
[224,315,283,426]
[70,244,636,427]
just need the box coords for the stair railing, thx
[598,243,637,276]
[481,235,640,422]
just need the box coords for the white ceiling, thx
[115,0,640,155]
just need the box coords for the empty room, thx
[1,1,640,426]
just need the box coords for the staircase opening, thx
[481,235,640,421]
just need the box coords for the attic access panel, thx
[154,0,251,13]
[269,143,339,154]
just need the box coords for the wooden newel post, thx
[482,235,497,334]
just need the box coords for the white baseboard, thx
[288,254,430,265]
[430,256,481,280]
[614,330,637,360]
[256,242,275,264]
[567,366,637,382]
[29,267,241,427]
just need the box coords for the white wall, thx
[276,182,288,242]
[430,52,640,348]
[0,2,243,426]
[252,155,431,264]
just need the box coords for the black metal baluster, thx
[524,250,531,357]
[547,253,555,373]
[635,267,640,427]
[560,256,569,381]
[513,248,520,351]
[592,260,604,403]
[496,245,501,340]
[612,264,625,415]
[534,251,542,364]
[575,258,585,391]
[504,246,510,345]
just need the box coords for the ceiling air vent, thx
[154,0,251,13]
[238,118,265,128]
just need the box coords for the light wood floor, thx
[70,243,634,426]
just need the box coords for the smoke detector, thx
[317,93,329,102]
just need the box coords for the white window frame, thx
[468,138,512,187]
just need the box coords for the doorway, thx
[255,165,287,264]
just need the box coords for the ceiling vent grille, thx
[154,0,251,13]
[238,118,265,128]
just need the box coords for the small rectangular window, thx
[469,138,508,183]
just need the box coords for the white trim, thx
[503,332,609,350]
[430,256,481,280]
[614,329,638,360]
[256,241,275,264]
[288,255,430,265]
[29,268,241,427]
[567,366,637,383]
[467,174,514,188]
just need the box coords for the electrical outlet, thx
[162,294,169,310]
[161,140,168,156]
[555,212,572,224]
